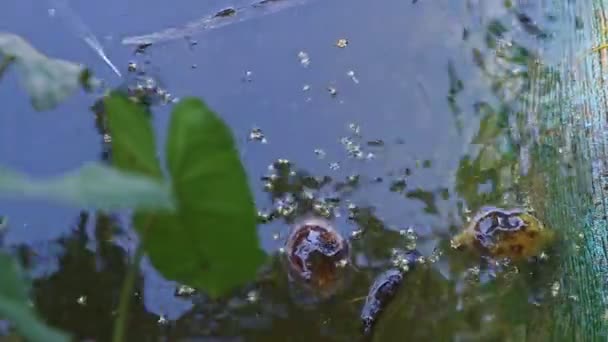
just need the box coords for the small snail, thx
[284,217,351,299]
[452,206,554,260]
[360,249,421,337]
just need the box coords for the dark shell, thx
[360,249,421,337]
[285,217,350,297]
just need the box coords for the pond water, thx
[0,0,578,340]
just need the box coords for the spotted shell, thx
[452,206,554,259]
[284,217,350,297]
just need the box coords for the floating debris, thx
[367,139,384,147]
[302,84,311,91]
[347,70,359,84]
[76,296,87,306]
[134,43,152,54]
[452,206,555,260]
[243,70,253,82]
[298,51,310,67]
[246,289,259,303]
[214,7,237,18]
[127,61,137,72]
[348,123,361,135]
[157,315,168,325]
[284,217,350,298]
[248,127,267,143]
[174,285,198,297]
[314,148,326,159]
[550,281,560,297]
[328,86,338,97]
[329,162,340,171]
[122,0,321,45]
[336,38,348,48]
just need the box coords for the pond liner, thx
[520,0,608,339]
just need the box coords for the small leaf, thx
[0,162,173,210]
[0,252,69,342]
[104,92,163,178]
[140,97,265,297]
[0,32,98,111]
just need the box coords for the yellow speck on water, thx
[336,38,348,48]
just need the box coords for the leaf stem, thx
[0,55,15,80]
[112,243,144,342]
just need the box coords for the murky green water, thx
[0,0,578,340]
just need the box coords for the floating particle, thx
[246,290,259,303]
[329,162,340,171]
[298,51,310,67]
[127,62,137,72]
[257,210,274,223]
[134,43,153,54]
[243,70,253,82]
[215,7,237,18]
[328,86,338,97]
[248,127,267,143]
[347,70,359,84]
[367,139,384,147]
[157,315,168,325]
[313,200,333,218]
[335,258,349,268]
[303,84,310,91]
[351,229,363,239]
[551,281,560,297]
[276,199,296,217]
[76,296,87,306]
[341,137,364,159]
[187,38,198,48]
[175,285,197,297]
[336,38,349,48]
[314,148,326,159]
[272,233,280,240]
[348,123,361,135]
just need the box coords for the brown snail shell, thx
[284,217,350,298]
[452,206,554,260]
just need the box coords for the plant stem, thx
[0,55,15,80]
[112,244,144,342]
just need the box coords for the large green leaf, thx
[0,162,173,210]
[103,92,162,178]
[140,97,264,297]
[0,252,69,342]
[0,32,97,111]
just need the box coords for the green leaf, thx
[141,97,265,297]
[104,92,163,178]
[0,162,173,210]
[0,32,98,111]
[0,252,69,342]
